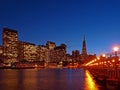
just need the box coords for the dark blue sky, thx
[0,0,120,55]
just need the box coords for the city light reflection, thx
[85,70,99,90]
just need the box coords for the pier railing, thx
[82,55,120,89]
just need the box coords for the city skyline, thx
[1,28,90,65]
[0,0,120,56]
[1,28,67,64]
[0,27,88,55]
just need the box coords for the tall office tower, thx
[46,41,56,62]
[53,44,67,63]
[72,50,80,62]
[37,45,48,62]
[18,41,37,62]
[2,28,18,64]
[66,54,72,62]
[81,36,87,60]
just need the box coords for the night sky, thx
[0,0,120,56]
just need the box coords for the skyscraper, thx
[81,36,87,60]
[2,28,18,64]
[72,50,80,62]
[18,41,37,62]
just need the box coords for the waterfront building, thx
[66,54,72,62]
[18,41,37,62]
[46,41,56,63]
[37,45,48,62]
[0,46,3,63]
[2,28,18,64]
[72,50,80,62]
[46,41,56,50]
[53,44,67,63]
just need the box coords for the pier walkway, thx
[82,53,120,89]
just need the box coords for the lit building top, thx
[3,28,18,33]
[54,44,66,50]
[46,41,56,49]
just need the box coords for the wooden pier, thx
[83,55,120,89]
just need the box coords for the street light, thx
[113,46,119,57]
[113,46,119,69]
[101,54,106,69]
[102,54,106,57]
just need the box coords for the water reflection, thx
[0,69,105,90]
[23,69,37,90]
[85,70,99,90]
[0,69,20,90]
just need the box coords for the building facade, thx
[37,45,48,62]
[18,41,37,62]
[0,46,3,63]
[53,44,67,63]
[66,54,72,62]
[2,28,18,64]
[46,41,56,50]
[46,41,56,63]
[72,50,80,62]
